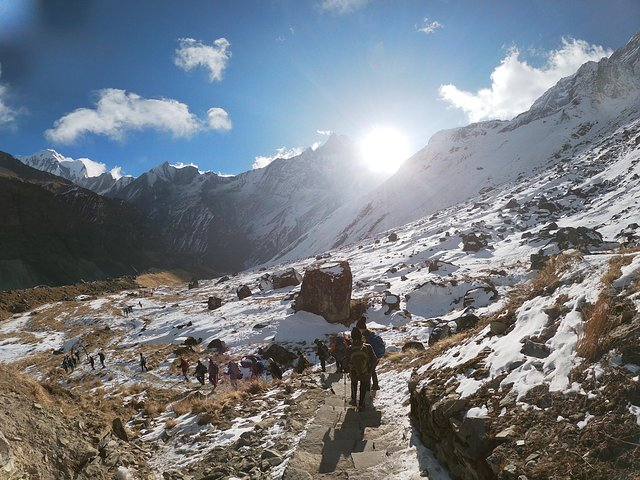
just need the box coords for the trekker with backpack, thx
[295,351,310,374]
[139,352,148,372]
[314,339,330,372]
[195,360,207,385]
[330,335,347,373]
[268,357,283,381]
[345,327,377,411]
[357,316,385,390]
[227,361,241,390]
[208,357,219,388]
[179,357,190,381]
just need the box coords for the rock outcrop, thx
[294,260,352,323]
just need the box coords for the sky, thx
[0,0,638,178]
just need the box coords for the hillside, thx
[0,152,166,291]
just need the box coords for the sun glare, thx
[360,126,411,174]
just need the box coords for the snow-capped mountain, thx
[277,31,640,261]
[18,149,133,196]
[109,134,387,273]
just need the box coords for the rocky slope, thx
[0,152,165,291]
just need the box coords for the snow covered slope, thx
[277,31,640,261]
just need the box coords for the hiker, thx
[179,357,190,381]
[345,327,377,411]
[139,353,147,372]
[295,351,310,374]
[208,358,219,388]
[62,356,69,373]
[227,361,241,390]
[138,301,142,308]
[195,360,207,385]
[88,355,95,370]
[268,357,283,381]
[98,351,106,368]
[356,316,384,390]
[331,335,347,373]
[314,339,330,372]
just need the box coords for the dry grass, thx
[136,269,195,288]
[172,389,247,418]
[576,253,637,361]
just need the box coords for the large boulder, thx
[272,268,303,290]
[262,344,296,366]
[236,285,252,300]
[554,226,603,250]
[382,292,401,314]
[207,296,222,310]
[207,338,227,352]
[461,232,489,252]
[294,260,352,323]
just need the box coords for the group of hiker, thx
[177,354,284,389]
[61,349,106,374]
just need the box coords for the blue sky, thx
[0,0,638,177]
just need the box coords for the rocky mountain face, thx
[0,152,165,291]
[277,31,640,261]
[107,135,386,273]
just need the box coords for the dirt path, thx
[283,372,420,479]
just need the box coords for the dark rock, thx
[402,341,425,352]
[207,296,222,310]
[461,232,489,252]
[490,321,509,335]
[554,226,603,250]
[293,260,352,323]
[388,232,398,242]
[237,285,252,300]
[530,249,547,271]
[188,279,199,289]
[207,338,227,352]
[262,344,296,366]
[111,418,129,442]
[272,268,303,290]
[183,336,201,346]
[504,198,519,209]
[215,276,230,285]
[454,313,479,332]
[428,324,451,345]
[521,339,551,359]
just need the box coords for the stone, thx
[207,296,222,310]
[553,226,603,250]
[530,249,547,270]
[0,431,15,474]
[461,232,489,252]
[521,339,551,359]
[428,324,450,345]
[454,313,479,332]
[294,260,352,323]
[262,343,296,366]
[206,338,227,352]
[495,425,517,441]
[112,417,129,442]
[272,268,303,290]
[402,341,425,352]
[236,285,252,300]
[387,232,398,242]
[490,321,509,335]
[183,336,200,346]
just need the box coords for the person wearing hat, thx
[344,327,377,411]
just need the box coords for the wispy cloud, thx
[317,129,332,136]
[207,107,232,131]
[320,0,368,14]
[0,63,21,127]
[45,88,230,144]
[439,37,612,122]
[252,146,304,170]
[416,18,442,34]
[174,37,231,82]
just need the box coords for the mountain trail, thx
[284,371,426,479]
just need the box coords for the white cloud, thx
[317,129,333,136]
[439,37,612,123]
[207,107,232,131]
[110,166,123,180]
[77,157,108,177]
[252,146,304,170]
[45,89,230,144]
[175,37,231,82]
[320,0,368,14]
[416,18,442,34]
[0,63,20,127]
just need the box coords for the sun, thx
[359,126,411,174]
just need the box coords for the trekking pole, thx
[343,372,347,406]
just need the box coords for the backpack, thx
[333,336,346,354]
[350,345,370,376]
[366,332,386,358]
